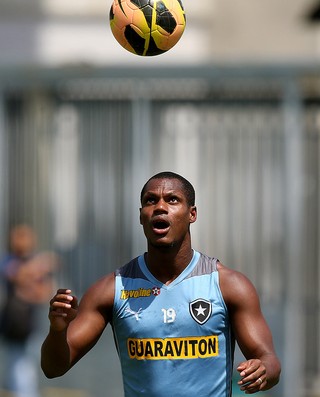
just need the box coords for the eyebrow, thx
[143,189,181,196]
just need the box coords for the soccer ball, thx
[109,0,186,56]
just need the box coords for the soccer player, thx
[41,171,281,396]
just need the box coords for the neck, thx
[145,241,194,285]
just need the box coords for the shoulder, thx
[79,272,116,317]
[85,272,115,300]
[115,256,141,278]
[0,255,16,273]
[217,262,260,310]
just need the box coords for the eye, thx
[142,196,156,205]
[169,196,179,203]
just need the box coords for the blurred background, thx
[0,0,319,396]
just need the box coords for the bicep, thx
[67,309,106,365]
[67,275,114,365]
[231,290,275,359]
[220,266,276,360]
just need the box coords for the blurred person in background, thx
[0,224,59,397]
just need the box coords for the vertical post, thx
[282,79,305,397]
[0,92,8,253]
[310,106,320,396]
[125,84,151,257]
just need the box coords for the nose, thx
[153,198,168,213]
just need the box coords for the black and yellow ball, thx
[109,0,186,56]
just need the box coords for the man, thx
[41,171,281,396]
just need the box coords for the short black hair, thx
[140,171,195,206]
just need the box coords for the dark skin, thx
[139,178,197,284]
[41,177,280,394]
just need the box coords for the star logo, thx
[195,304,207,316]
[189,299,212,325]
[152,287,161,296]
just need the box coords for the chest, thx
[112,273,228,340]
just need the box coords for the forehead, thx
[143,178,185,195]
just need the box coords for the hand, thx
[48,289,78,332]
[237,359,266,394]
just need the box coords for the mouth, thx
[151,219,170,235]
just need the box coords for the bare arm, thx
[218,263,281,394]
[41,273,115,378]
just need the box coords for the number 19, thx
[161,308,176,323]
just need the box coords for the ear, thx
[189,206,197,223]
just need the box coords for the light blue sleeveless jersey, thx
[112,250,234,397]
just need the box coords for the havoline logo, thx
[120,288,152,299]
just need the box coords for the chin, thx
[150,240,175,249]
